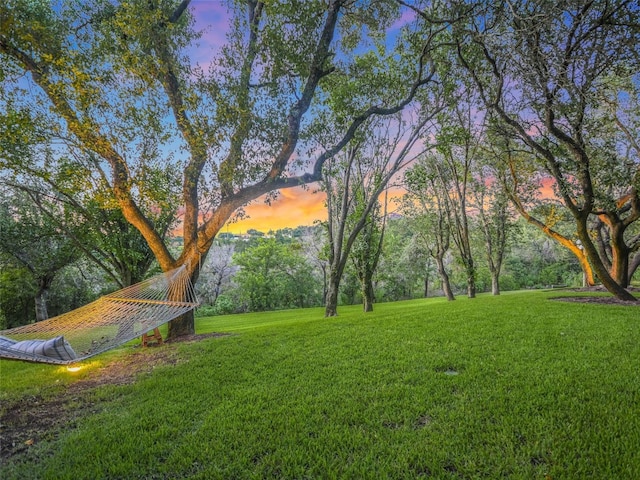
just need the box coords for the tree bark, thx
[34,283,49,322]
[165,250,203,337]
[491,271,500,296]
[325,274,340,317]
[168,310,195,339]
[423,272,429,298]
[466,261,476,299]
[604,219,630,288]
[629,252,640,285]
[577,219,636,301]
[362,271,375,312]
[435,256,455,301]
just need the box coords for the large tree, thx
[482,135,597,287]
[233,238,318,311]
[0,187,81,322]
[0,0,444,337]
[454,0,639,301]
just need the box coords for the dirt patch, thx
[551,286,640,306]
[0,333,227,463]
[551,296,640,306]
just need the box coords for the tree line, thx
[0,207,586,328]
[1,0,638,333]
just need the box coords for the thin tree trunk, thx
[435,257,455,301]
[321,265,328,305]
[466,260,476,298]
[362,272,375,312]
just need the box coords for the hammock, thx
[0,265,199,365]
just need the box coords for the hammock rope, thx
[0,266,199,365]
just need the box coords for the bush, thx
[499,274,518,292]
[195,293,243,317]
[212,294,239,315]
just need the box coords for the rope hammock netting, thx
[0,266,199,365]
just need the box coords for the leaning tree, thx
[453,0,639,300]
[0,0,450,337]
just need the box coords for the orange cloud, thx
[223,186,327,234]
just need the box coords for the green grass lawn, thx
[1,290,639,479]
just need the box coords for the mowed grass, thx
[1,290,639,479]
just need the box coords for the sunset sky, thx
[184,2,557,234]
[224,187,328,234]
[186,1,418,233]
[188,1,330,233]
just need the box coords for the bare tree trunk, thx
[609,223,630,288]
[34,274,56,322]
[629,252,640,286]
[577,220,636,301]
[466,261,476,298]
[435,257,455,301]
[362,271,375,312]
[321,265,328,305]
[34,286,49,322]
[491,271,500,296]
[166,254,203,338]
[168,310,195,339]
[325,274,340,317]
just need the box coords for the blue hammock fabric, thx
[0,335,77,363]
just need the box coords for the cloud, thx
[223,186,327,234]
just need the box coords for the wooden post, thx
[141,328,163,347]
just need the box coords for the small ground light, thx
[66,365,82,372]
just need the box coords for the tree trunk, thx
[435,257,455,301]
[466,261,476,298]
[167,310,195,339]
[578,220,637,301]
[321,265,328,305]
[166,256,202,339]
[577,252,596,287]
[424,273,429,298]
[609,223,630,288]
[629,252,640,286]
[362,273,375,313]
[34,275,54,322]
[34,286,49,322]
[491,271,500,295]
[325,278,339,317]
